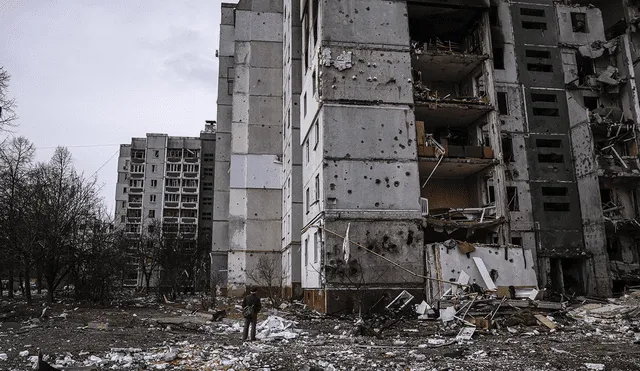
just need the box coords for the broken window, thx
[525,50,552,72]
[583,96,598,110]
[502,136,514,163]
[511,237,522,246]
[542,187,568,196]
[600,188,613,204]
[487,185,496,204]
[305,139,310,163]
[576,55,595,85]
[538,153,564,163]
[527,63,553,72]
[532,107,559,116]
[497,92,508,115]
[522,21,547,30]
[531,93,557,103]
[315,174,320,202]
[536,139,562,148]
[571,12,588,33]
[520,8,545,17]
[312,0,319,46]
[227,67,235,95]
[305,187,310,213]
[303,92,307,118]
[313,232,319,263]
[304,238,309,266]
[312,69,316,96]
[314,120,319,149]
[148,210,155,218]
[493,48,505,70]
[507,186,519,211]
[543,202,571,212]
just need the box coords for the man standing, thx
[242,287,261,341]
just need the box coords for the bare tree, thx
[0,67,18,131]
[135,218,165,293]
[0,137,35,302]
[31,147,101,304]
[246,254,288,307]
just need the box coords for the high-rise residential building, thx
[214,0,640,312]
[114,123,216,288]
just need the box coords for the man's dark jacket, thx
[242,293,262,313]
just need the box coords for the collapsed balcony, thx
[409,2,492,120]
[566,40,625,92]
[590,106,640,176]
[426,240,536,301]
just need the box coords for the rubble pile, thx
[413,80,488,105]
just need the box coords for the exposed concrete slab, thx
[412,52,489,82]
[418,157,497,179]
[414,102,492,127]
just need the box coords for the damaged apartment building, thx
[115,123,216,288]
[213,0,640,312]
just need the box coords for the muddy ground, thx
[1,293,639,370]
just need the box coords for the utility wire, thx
[89,149,120,178]
[36,143,121,150]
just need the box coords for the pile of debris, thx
[413,80,488,105]
[426,207,502,230]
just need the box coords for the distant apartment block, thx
[114,123,216,287]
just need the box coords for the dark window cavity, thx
[520,8,546,17]
[522,21,547,30]
[571,12,588,33]
[536,139,562,148]
[544,202,571,212]
[507,186,519,211]
[497,92,508,115]
[542,187,569,196]
[538,153,564,163]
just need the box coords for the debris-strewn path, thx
[1,294,640,370]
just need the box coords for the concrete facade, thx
[215,0,284,296]
[281,0,304,298]
[211,0,640,308]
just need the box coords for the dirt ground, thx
[1,293,640,370]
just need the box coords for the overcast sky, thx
[0,0,226,215]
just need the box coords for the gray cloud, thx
[0,0,223,213]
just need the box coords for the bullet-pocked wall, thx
[281,0,304,299]
[212,3,237,289]
[226,0,284,296]
[300,0,423,312]
[511,0,593,295]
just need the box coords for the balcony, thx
[409,0,489,8]
[416,122,497,179]
[181,217,197,224]
[128,202,142,209]
[164,201,179,208]
[163,216,179,223]
[411,46,489,83]
[414,88,493,127]
[182,187,199,193]
[181,202,198,208]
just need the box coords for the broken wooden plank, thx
[535,314,558,329]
